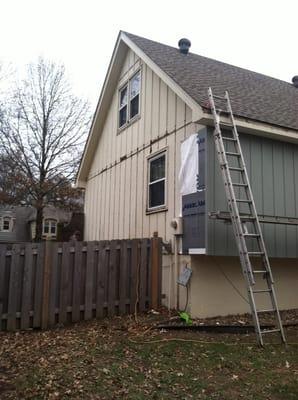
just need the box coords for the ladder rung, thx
[261,329,281,334]
[257,309,275,313]
[235,199,252,203]
[213,95,226,100]
[226,152,241,157]
[240,216,256,220]
[232,183,248,187]
[229,167,244,171]
[220,122,233,128]
[253,270,268,274]
[222,136,237,142]
[253,289,272,293]
[243,233,260,238]
[247,251,264,256]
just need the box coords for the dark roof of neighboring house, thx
[125,32,298,131]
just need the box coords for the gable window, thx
[118,70,141,129]
[43,219,57,237]
[119,85,128,128]
[129,72,140,119]
[148,152,167,210]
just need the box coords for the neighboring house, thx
[0,206,83,242]
[76,31,298,317]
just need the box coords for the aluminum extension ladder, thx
[208,87,286,346]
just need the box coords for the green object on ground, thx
[179,311,193,325]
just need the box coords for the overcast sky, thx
[1,0,297,111]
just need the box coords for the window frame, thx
[42,218,57,237]
[147,150,167,213]
[118,69,141,131]
[118,84,128,129]
[1,216,12,232]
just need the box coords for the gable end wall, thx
[84,48,200,242]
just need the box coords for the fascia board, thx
[200,112,298,144]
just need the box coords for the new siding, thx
[84,48,198,241]
[206,127,298,257]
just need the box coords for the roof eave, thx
[199,111,298,143]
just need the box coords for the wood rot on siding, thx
[0,238,162,331]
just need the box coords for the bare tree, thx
[0,58,90,241]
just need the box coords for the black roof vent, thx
[178,38,191,54]
[292,76,298,88]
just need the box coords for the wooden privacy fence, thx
[0,238,162,331]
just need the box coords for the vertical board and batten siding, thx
[206,127,298,257]
[84,48,198,242]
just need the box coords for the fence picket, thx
[108,240,117,316]
[59,242,70,324]
[21,244,34,330]
[85,242,95,320]
[130,239,139,314]
[139,240,148,312]
[96,241,105,318]
[0,245,6,329]
[48,242,59,326]
[119,240,128,315]
[0,238,162,331]
[7,244,22,330]
[72,241,82,322]
[33,243,45,328]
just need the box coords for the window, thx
[148,152,166,210]
[119,85,128,128]
[129,72,140,119]
[1,217,12,232]
[118,71,141,128]
[43,219,57,237]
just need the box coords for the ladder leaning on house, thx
[208,87,286,346]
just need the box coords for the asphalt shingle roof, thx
[125,32,298,132]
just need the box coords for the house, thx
[0,206,83,242]
[76,31,298,318]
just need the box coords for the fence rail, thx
[0,238,162,331]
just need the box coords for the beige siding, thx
[190,256,298,317]
[85,48,200,241]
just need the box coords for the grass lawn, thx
[0,312,297,399]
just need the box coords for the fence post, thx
[151,232,161,310]
[41,240,53,329]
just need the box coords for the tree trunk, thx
[35,204,44,242]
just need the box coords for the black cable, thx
[214,258,249,304]
[183,284,189,312]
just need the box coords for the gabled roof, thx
[125,32,298,132]
[76,31,298,186]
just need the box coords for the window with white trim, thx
[43,219,57,237]
[1,216,12,232]
[118,71,141,128]
[148,152,166,210]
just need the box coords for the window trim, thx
[147,150,168,213]
[1,216,13,232]
[118,69,141,131]
[42,218,57,237]
[118,84,128,129]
